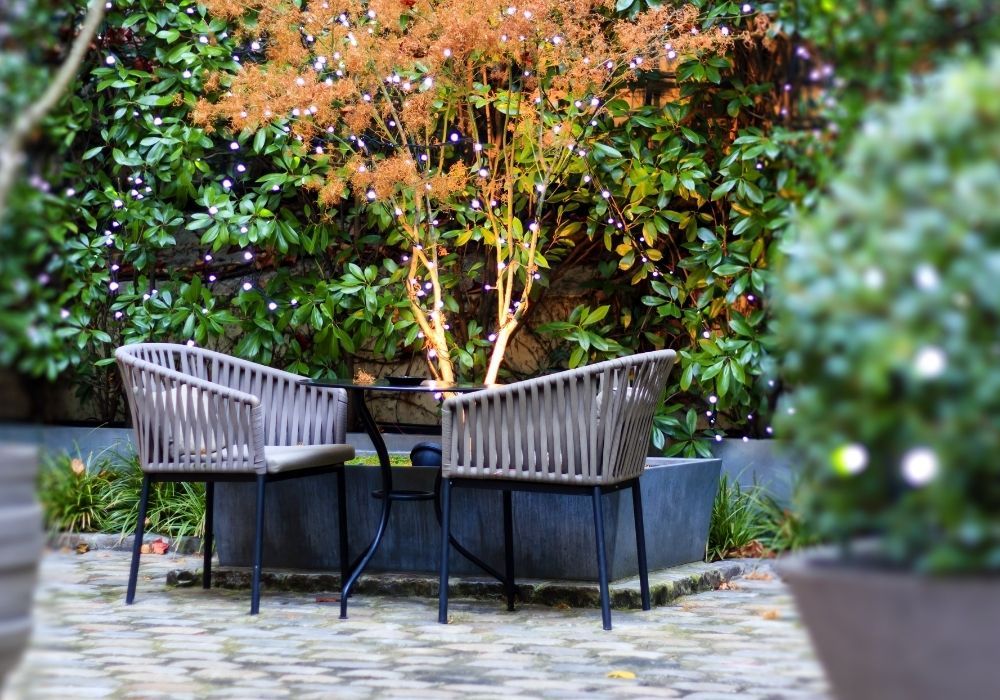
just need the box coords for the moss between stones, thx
[166,560,758,610]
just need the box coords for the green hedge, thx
[3,0,995,453]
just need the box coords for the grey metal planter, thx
[0,444,42,686]
[215,457,721,580]
[710,438,798,503]
[776,548,1000,700]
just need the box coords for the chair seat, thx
[264,444,355,473]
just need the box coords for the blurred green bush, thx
[774,51,1000,573]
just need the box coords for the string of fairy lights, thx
[46,0,802,437]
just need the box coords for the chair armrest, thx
[151,345,349,447]
[117,352,265,473]
[442,350,676,485]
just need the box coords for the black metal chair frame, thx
[126,464,349,615]
[438,476,651,631]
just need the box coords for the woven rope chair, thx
[438,350,677,630]
[116,343,354,614]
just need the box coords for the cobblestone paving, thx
[3,551,828,699]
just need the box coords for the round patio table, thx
[301,378,502,619]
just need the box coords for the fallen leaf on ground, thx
[607,670,637,680]
[761,609,780,620]
[140,544,152,554]
[315,596,341,604]
[717,581,740,591]
[744,570,774,581]
[75,542,89,554]
[553,602,571,610]
[726,540,775,559]
[70,458,86,475]
[150,539,169,555]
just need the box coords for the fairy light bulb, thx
[242,282,252,291]
[902,448,939,486]
[268,302,278,311]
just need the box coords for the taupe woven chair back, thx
[442,350,676,485]
[116,343,347,474]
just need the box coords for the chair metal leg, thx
[250,474,266,615]
[337,467,349,589]
[126,475,151,605]
[632,480,651,611]
[438,477,452,624]
[502,490,515,612]
[592,486,612,631]
[203,481,214,590]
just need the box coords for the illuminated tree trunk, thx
[484,324,514,386]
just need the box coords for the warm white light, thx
[902,448,939,486]
[914,346,947,378]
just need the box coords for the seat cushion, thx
[264,444,355,474]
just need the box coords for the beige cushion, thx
[264,444,355,473]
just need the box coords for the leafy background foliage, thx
[2,0,996,457]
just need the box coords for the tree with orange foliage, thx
[194,0,735,383]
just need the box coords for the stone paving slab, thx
[2,550,829,699]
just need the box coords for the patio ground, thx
[3,551,829,699]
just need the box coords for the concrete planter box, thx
[215,457,720,581]
[711,438,798,502]
[0,444,42,686]
[4,424,722,581]
[777,548,1000,700]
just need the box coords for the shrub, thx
[706,474,761,561]
[37,447,205,545]
[706,472,820,560]
[38,449,114,533]
[773,52,1000,573]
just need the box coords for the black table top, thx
[302,377,488,394]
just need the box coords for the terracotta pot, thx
[0,444,41,685]
[776,548,1000,700]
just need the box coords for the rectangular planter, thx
[214,457,720,581]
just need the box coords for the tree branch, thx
[0,0,105,217]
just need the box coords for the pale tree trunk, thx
[484,324,514,385]
[0,0,105,218]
